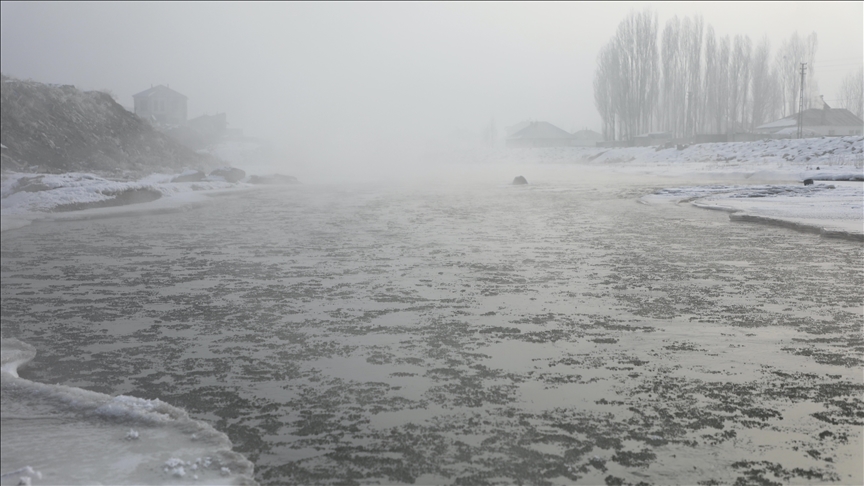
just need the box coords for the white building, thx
[571,129,603,147]
[132,85,188,126]
[755,105,863,137]
[506,121,573,148]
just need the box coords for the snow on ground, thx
[471,135,862,176]
[643,181,863,240]
[493,136,863,240]
[0,172,240,232]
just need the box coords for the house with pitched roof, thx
[506,121,573,148]
[755,103,863,137]
[571,129,603,147]
[132,85,188,126]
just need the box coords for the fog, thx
[1,2,862,181]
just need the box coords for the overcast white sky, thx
[1,2,861,172]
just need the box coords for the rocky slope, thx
[0,74,220,175]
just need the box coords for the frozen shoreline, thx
[1,338,257,486]
[2,136,862,237]
[642,181,864,242]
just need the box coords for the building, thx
[632,132,673,147]
[571,129,603,147]
[132,85,188,126]
[506,121,573,148]
[505,120,533,137]
[187,113,227,141]
[755,104,863,137]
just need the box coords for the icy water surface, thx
[1,173,862,485]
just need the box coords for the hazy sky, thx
[1,2,862,171]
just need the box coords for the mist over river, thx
[2,168,862,485]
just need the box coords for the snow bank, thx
[0,171,241,232]
[452,135,863,181]
[643,181,863,241]
[460,136,863,241]
[3,136,861,237]
[1,338,257,485]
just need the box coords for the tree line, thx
[594,9,863,141]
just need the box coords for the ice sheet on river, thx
[1,338,256,486]
[2,174,861,485]
[643,181,863,240]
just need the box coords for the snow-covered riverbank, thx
[642,181,864,241]
[2,136,862,237]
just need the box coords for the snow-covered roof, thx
[132,85,188,100]
[634,132,673,139]
[572,129,603,140]
[773,126,818,136]
[508,121,572,140]
[757,108,863,131]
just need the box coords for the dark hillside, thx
[0,74,220,174]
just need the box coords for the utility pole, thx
[797,63,807,139]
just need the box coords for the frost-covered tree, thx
[682,16,703,137]
[728,35,752,131]
[715,35,731,133]
[659,16,682,135]
[594,12,801,138]
[749,36,774,129]
[837,67,864,119]
[594,43,618,141]
[702,26,719,134]
[658,15,702,138]
[775,32,818,116]
[593,8,659,141]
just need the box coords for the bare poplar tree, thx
[804,33,819,109]
[630,9,660,137]
[730,35,752,131]
[660,16,682,135]
[594,43,617,140]
[660,16,679,134]
[659,15,702,138]
[716,35,731,133]
[837,67,864,119]
[749,36,773,129]
[594,8,659,141]
[775,32,819,116]
[702,26,719,134]
[775,33,801,117]
[594,10,805,140]
[683,15,703,136]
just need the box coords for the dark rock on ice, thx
[803,179,814,186]
[209,167,246,183]
[248,174,300,185]
[512,176,528,185]
[171,170,207,183]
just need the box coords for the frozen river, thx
[1,169,862,485]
